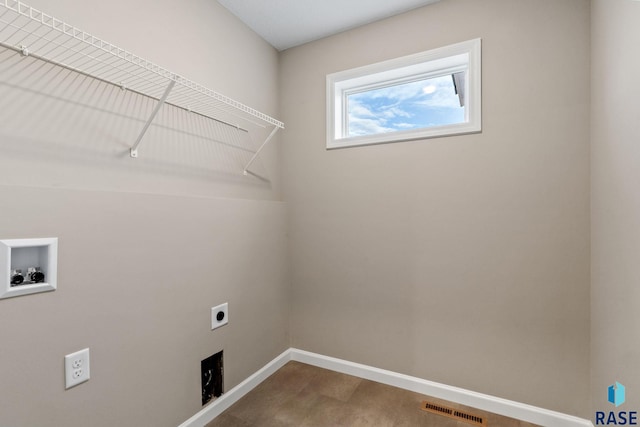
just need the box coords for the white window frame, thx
[326,38,481,149]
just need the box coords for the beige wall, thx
[591,0,640,415]
[0,0,289,426]
[0,188,289,426]
[281,0,591,417]
[4,0,620,423]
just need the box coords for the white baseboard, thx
[179,348,594,427]
[177,348,292,427]
[290,349,593,427]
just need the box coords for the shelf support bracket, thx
[243,126,280,176]
[130,79,176,158]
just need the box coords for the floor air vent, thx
[420,400,486,426]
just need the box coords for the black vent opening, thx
[420,400,486,426]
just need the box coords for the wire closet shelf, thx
[0,0,284,175]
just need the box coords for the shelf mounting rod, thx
[243,126,280,176]
[130,79,176,158]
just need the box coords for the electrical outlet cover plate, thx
[211,303,228,330]
[65,348,90,389]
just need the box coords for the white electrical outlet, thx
[211,302,228,330]
[65,348,90,389]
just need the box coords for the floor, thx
[205,361,540,427]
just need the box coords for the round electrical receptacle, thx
[216,311,225,322]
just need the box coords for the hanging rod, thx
[0,0,284,171]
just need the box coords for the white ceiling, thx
[217,0,442,51]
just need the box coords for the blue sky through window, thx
[347,74,465,137]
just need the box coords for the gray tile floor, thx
[205,361,540,426]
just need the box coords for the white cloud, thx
[414,90,461,109]
[347,74,463,136]
[422,85,437,95]
[349,103,376,118]
[394,123,417,129]
[380,106,413,119]
[365,80,424,103]
[348,116,394,136]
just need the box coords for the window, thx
[326,38,481,149]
